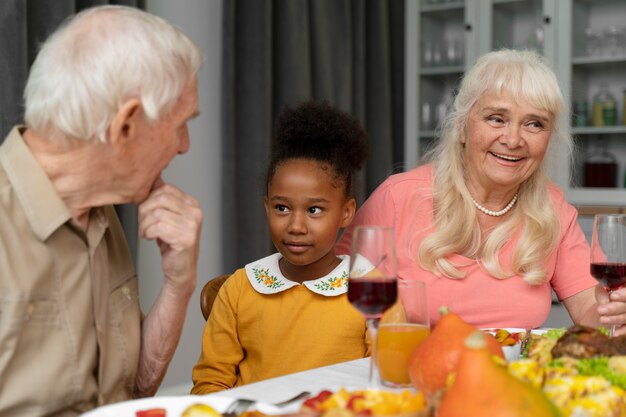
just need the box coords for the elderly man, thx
[0,6,203,416]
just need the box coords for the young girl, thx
[191,101,369,393]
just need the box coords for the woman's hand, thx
[595,284,626,336]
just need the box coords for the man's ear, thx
[109,98,143,146]
[341,197,357,228]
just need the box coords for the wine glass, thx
[348,226,398,386]
[590,214,626,337]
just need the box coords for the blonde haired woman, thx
[337,49,626,334]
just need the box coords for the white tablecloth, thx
[80,358,415,416]
[203,357,408,403]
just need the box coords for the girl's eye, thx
[275,204,289,213]
[308,207,323,215]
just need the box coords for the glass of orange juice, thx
[377,280,429,388]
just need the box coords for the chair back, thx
[200,274,230,320]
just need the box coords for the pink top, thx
[336,164,597,328]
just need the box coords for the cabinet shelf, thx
[419,1,464,13]
[420,66,464,75]
[567,188,626,206]
[573,126,626,135]
[572,55,626,67]
[493,0,529,4]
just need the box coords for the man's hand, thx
[133,178,202,397]
[138,178,202,293]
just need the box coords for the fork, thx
[222,391,311,417]
[519,328,535,356]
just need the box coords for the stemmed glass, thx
[348,226,398,386]
[590,214,626,337]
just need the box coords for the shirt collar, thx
[245,253,351,296]
[0,126,72,241]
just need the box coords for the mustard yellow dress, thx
[191,253,369,394]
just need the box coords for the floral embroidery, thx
[253,267,284,289]
[313,271,348,292]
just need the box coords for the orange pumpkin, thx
[437,332,559,417]
[408,306,504,398]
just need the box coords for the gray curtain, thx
[222,0,405,272]
[0,0,142,260]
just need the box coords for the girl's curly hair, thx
[266,100,368,196]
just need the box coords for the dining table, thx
[204,357,409,402]
[81,357,412,417]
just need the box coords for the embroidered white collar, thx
[245,253,351,296]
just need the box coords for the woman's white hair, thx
[24,5,203,142]
[419,49,572,285]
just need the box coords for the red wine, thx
[591,262,626,291]
[348,278,398,319]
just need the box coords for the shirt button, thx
[25,303,35,320]
[122,286,131,300]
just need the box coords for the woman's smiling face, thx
[460,89,554,196]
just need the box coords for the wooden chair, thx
[200,274,231,320]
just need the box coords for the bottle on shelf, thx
[583,137,618,188]
[591,83,617,127]
[573,100,588,127]
[623,88,626,126]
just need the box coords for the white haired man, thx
[0,6,203,416]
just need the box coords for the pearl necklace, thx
[470,192,519,217]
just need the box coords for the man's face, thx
[124,77,199,203]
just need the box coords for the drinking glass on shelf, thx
[348,226,398,387]
[422,41,433,67]
[421,102,433,130]
[584,27,600,57]
[606,26,621,56]
[590,214,626,337]
[377,280,429,388]
[432,41,443,67]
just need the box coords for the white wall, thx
[140,0,223,395]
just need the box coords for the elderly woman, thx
[337,49,626,335]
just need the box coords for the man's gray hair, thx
[24,5,203,142]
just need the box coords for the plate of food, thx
[298,387,428,417]
[79,395,298,417]
[80,388,429,417]
[81,388,431,417]
[508,325,626,416]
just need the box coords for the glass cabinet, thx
[567,0,626,206]
[405,0,626,208]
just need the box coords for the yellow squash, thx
[437,332,561,417]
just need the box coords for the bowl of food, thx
[481,328,527,362]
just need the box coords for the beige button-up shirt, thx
[0,127,141,417]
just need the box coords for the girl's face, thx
[460,89,554,197]
[264,158,356,282]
